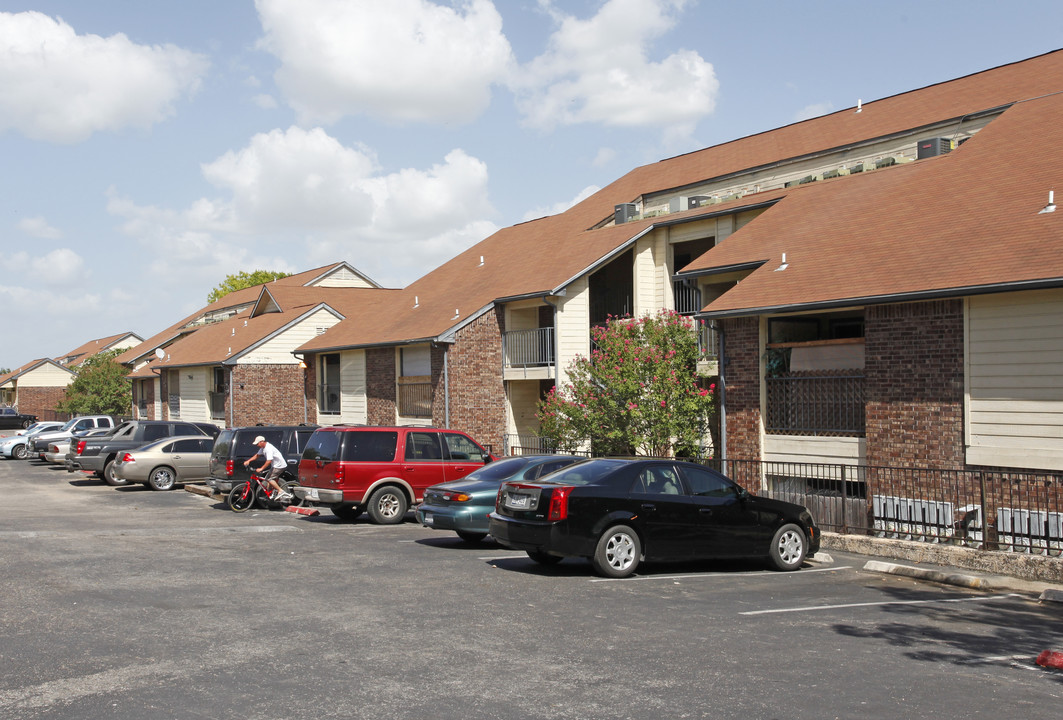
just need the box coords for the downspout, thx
[228,367,234,427]
[443,345,450,428]
[711,322,727,472]
[542,296,561,453]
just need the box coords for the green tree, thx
[207,269,291,303]
[537,310,714,457]
[57,349,131,416]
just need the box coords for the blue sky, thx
[2,0,1062,372]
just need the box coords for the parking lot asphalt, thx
[2,451,1062,720]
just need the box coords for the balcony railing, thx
[674,279,703,315]
[503,327,554,368]
[765,371,865,436]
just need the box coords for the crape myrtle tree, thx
[207,270,291,303]
[57,348,131,417]
[537,310,715,457]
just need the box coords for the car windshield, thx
[463,456,533,481]
[533,458,628,486]
[58,418,79,431]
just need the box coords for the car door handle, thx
[699,508,713,515]
[641,503,656,510]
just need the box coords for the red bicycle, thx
[226,473,297,512]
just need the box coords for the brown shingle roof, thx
[687,91,1063,316]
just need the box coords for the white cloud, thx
[255,0,515,125]
[513,0,717,140]
[253,93,278,110]
[0,11,209,143]
[794,102,834,122]
[522,185,601,222]
[4,248,87,287]
[109,127,498,288]
[592,147,617,168]
[18,216,63,239]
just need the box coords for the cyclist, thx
[243,435,292,503]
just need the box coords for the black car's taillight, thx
[547,486,573,521]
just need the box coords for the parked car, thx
[112,435,216,491]
[488,458,820,578]
[294,426,495,524]
[27,416,116,460]
[16,420,63,436]
[0,422,64,459]
[206,425,318,495]
[416,454,583,542]
[66,420,219,485]
[0,406,38,429]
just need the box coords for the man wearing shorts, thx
[244,435,292,502]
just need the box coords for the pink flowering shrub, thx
[537,310,714,456]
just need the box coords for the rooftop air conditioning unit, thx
[668,196,689,213]
[687,195,713,208]
[614,203,638,224]
[917,137,954,159]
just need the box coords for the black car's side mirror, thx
[735,487,750,501]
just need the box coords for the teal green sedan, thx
[416,454,583,543]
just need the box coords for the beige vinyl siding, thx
[506,379,541,436]
[633,231,668,317]
[152,378,162,420]
[556,278,589,389]
[764,435,867,466]
[966,289,1063,470]
[22,364,73,387]
[177,367,210,422]
[668,217,717,245]
[241,308,342,364]
[311,266,374,288]
[339,350,367,424]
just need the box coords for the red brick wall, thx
[230,364,309,426]
[16,386,67,421]
[366,348,396,425]
[720,316,762,462]
[865,300,965,469]
[442,308,506,454]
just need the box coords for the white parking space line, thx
[590,565,852,583]
[0,525,301,539]
[740,593,1022,616]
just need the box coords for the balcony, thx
[503,327,554,380]
[673,278,703,315]
[765,371,865,436]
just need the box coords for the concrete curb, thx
[861,560,1063,604]
[822,532,1063,584]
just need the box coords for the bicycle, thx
[226,473,299,512]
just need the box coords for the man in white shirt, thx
[244,435,292,503]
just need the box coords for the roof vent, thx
[917,137,954,159]
[614,203,638,224]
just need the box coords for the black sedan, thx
[488,458,819,578]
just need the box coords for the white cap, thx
[253,436,266,444]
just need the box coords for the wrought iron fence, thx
[706,458,1063,556]
[765,371,865,435]
[503,328,553,368]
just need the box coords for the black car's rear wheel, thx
[592,525,641,578]
[768,523,807,571]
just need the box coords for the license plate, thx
[506,493,530,509]
[423,513,433,526]
[305,488,319,501]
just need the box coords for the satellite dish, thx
[154,348,166,360]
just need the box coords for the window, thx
[398,346,432,418]
[631,465,682,495]
[143,425,171,442]
[302,431,341,463]
[442,432,485,461]
[404,432,443,461]
[172,438,211,452]
[680,465,736,498]
[318,354,340,414]
[340,431,398,462]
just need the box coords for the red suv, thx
[293,426,494,524]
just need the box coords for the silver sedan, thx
[113,435,215,491]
